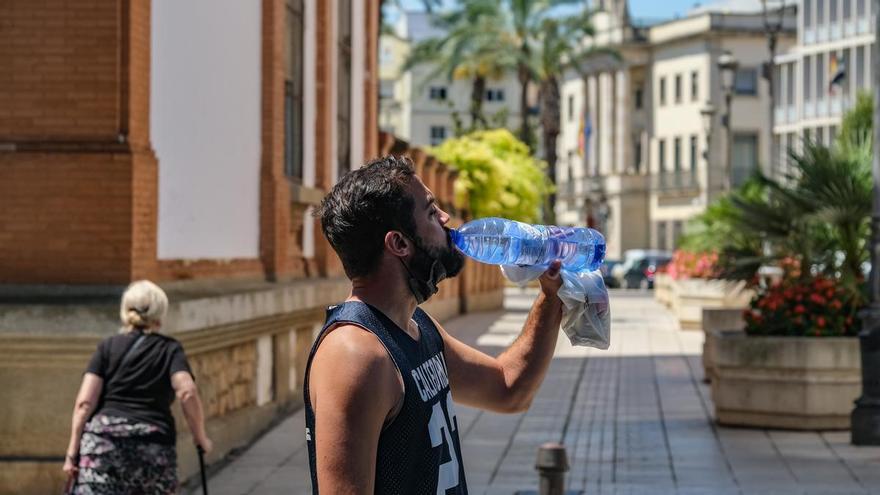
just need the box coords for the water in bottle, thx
[449,217,606,272]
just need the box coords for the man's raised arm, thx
[436,261,564,413]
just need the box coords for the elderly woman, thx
[62,280,212,494]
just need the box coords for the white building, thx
[379,11,525,147]
[773,0,875,176]
[557,1,795,260]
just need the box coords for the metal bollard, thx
[535,442,569,495]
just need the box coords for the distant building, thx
[557,0,795,260]
[379,11,526,147]
[773,0,875,177]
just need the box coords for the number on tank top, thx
[427,394,459,494]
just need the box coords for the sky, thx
[397,0,758,21]
[629,0,709,19]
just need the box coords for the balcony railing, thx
[652,170,699,192]
[555,177,605,199]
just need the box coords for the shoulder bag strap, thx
[105,332,146,385]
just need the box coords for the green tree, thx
[836,91,873,157]
[430,129,552,223]
[678,178,765,255]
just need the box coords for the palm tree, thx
[531,10,601,217]
[401,1,515,132]
[715,140,872,301]
[504,0,586,149]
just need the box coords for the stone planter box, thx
[654,273,673,307]
[675,279,753,330]
[710,331,861,430]
[701,308,745,382]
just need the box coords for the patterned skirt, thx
[72,414,178,495]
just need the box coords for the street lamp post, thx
[717,51,739,192]
[761,0,786,177]
[851,0,880,446]
[700,103,716,197]
[700,103,716,160]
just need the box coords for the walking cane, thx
[197,445,209,495]
[63,473,75,495]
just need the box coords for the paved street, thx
[194,289,880,495]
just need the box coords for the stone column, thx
[615,69,629,174]
[599,72,613,176]
[587,74,599,178]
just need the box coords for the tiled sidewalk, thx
[194,289,880,495]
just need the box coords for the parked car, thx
[600,259,621,288]
[614,249,673,289]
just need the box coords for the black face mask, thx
[398,229,466,304]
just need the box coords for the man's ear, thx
[384,231,410,257]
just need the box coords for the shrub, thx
[430,129,552,223]
[743,275,861,337]
[667,250,720,280]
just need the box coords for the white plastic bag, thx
[500,265,611,349]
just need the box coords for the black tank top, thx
[304,301,468,494]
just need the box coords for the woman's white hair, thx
[119,280,168,333]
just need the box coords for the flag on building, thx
[578,112,592,158]
[829,53,847,95]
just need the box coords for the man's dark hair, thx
[317,155,417,279]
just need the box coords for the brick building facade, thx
[0,1,503,493]
[0,0,380,285]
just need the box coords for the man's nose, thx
[439,208,450,225]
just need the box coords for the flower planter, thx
[675,279,753,330]
[701,308,745,382]
[710,331,861,430]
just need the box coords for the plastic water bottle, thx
[449,217,606,272]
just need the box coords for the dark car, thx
[614,250,673,289]
[600,259,621,288]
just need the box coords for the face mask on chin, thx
[398,229,466,304]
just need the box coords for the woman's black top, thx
[85,330,193,444]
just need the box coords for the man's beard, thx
[400,229,466,304]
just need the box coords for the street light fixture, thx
[700,103,716,162]
[851,0,880,446]
[762,0,787,177]
[717,51,739,192]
